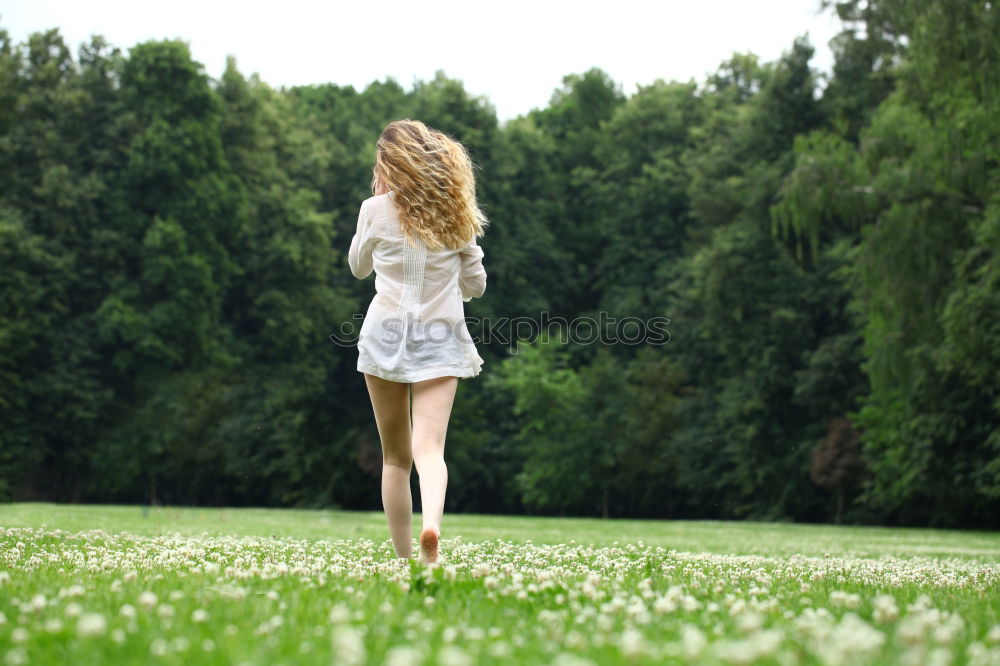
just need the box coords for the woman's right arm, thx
[458,238,486,301]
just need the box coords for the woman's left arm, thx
[348,199,377,279]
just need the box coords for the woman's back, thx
[349,191,486,383]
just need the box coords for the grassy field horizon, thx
[2,502,998,560]
[1,504,998,664]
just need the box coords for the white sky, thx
[3,0,844,125]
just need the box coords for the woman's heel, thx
[418,527,440,566]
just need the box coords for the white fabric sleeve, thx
[348,199,377,279]
[459,238,486,301]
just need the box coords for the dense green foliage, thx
[1,0,997,527]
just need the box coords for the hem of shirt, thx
[357,360,483,384]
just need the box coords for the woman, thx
[348,119,489,566]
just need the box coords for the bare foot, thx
[418,527,440,566]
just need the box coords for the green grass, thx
[1,503,998,665]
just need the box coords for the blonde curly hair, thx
[371,119,489,251]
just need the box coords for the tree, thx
[810,418,867,524]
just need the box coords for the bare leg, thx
[364,373,413,559]
[411,375,458,563]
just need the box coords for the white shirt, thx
[348,192,487,382]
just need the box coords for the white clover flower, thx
[830,590,862,609]
[255,615,284,635]
[619,627,647,658]
[11,628,29,643]
[966,641,1000,666]
[64,602,83,618]
[550,653,597,666]
[191,609,209,623]
[816,613,886,664]
[110,628,126,644]
[750,629,783,658]
[873,594,899,623]
[331,625,365,666]
[76,613,107,638]
[682,595,701,612]
[932,614,965,645]
[138,591,157,610]
[29,594,46,612]
[383,645,423,666]
[712,639,756,665]
[487,642,511,658]
[438,645,473,666]
[737,612,764,634]
[149,638,168,656]
[681,624,707,658]
[328,604,350,623]
[4,648,27,666]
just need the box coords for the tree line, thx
[1,0,997,527]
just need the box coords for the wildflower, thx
[4,648,27,666]
[331,625,366,666]
[138,591,157,610]
[76,612,107,638]
[329,603,350,623]
[620,627,647,658]
[150,638,168,656]
[383,645,423,666]
[551,654,597,666]
[873,594,899,623]
[438,645,473,666]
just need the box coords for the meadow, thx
[0,504,998,665]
